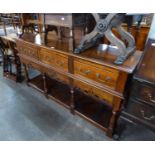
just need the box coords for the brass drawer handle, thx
[96,73,111,82]
[105,76,111,81]
[84,70,91,75]
[148,93,155,103]
[96,73,100,79]
[141,110,155,121]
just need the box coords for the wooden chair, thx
[0,37,23,82]
[0,13,21,36]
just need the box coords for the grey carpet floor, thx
[0,67,111,140]
[0,66,155,141]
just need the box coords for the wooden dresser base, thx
[16,34,141,138]
[26,72,113,134]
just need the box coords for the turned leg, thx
[23,64,30,85]
[38,24,42,34]
[3,22,7,36]
[112,114,127,140]
[58,26,62,41]
[8,57,12,74]
[106,98,122,138]
[69,27,75,52]
[42,73,48,98]
[70,87,75,114]
[3,55,8,72]
[15,56,22,82]
[106,110,118,138]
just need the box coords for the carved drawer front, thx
[132,81,155,106]
[126,99,155,125]
[17,42,39,60]
[74,59,119,89]
[45,14,72,27]
[74,80,114,105]
[39,48,68,71]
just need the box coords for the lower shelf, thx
[28,74,45,93]
[74,90,112,129]
[28,74,112,131]
[47,77,71,109]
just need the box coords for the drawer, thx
[74,80,114,104]
[39,48,68,71]
[17,42,39,60]
[45,14,72,27]
[132,80,155,106]
[74,59,119,89]
[126,99,155,125]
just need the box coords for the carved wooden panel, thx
[74,80,114,104]
[39,48,68,71]
[17,41,40,60]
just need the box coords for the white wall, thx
[148,14,155,39]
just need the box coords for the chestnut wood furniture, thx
[21,13,44,35]
[16,32,141,138]
[19,13,150,51]
[0,34,23,82]
[122,24,150,51]
[44,13,87,51]
[0,14,21,35]
[103,25,150,51]
[117,39,155,136]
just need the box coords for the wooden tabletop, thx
[3,32,142,74]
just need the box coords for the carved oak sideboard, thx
[15,33,141,138]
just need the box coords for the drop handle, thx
[96,73,100,79]
[84,70,91,75]
[105,76,111,81]
[141,110,155,120]
[96,73,111,80]
[148,93,155,103]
